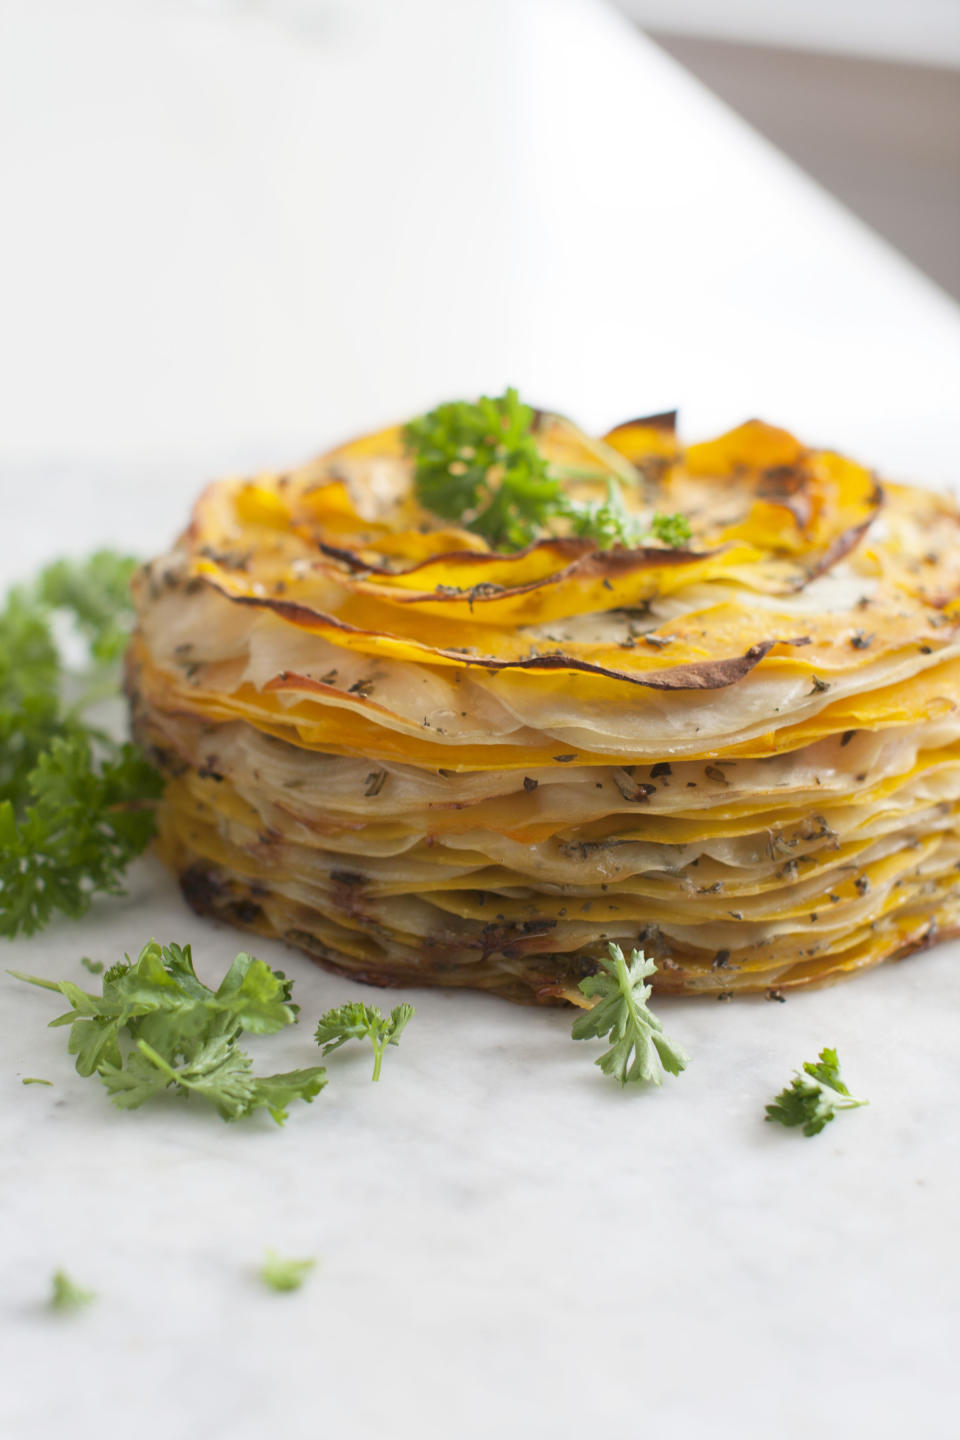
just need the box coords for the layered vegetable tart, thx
[128,392,960,1000]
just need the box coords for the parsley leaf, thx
[314,1000,415,1081]
[0,737,163,938]
[649,511,693,547]
[260,1250,316,1292]
[11,941,327,1124]
[0,587,67,811]
[404,389,690,553]
[765,1047,868,1136]
[571,941,689,1087]
[0,554,162,938]
[50,1270,96,1312]
[36,552,140,664]
[568,477,645,549]
[405,388,565,550]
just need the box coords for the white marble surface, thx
[2,3,960,1438]
[3,861,959,1440]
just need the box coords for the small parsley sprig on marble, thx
[765,1047,868,1136]
[404,388,690,552]
[571,942,689,1088]
[0,552,162,938]
[315,1000,415,1081]
[11,941,327,1124]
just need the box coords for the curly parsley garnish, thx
[765,1047,868,1136]
[11,941,327,1124]
[571,941,689,1087]
[0,553,162,938]
[404,388,690,553]
[314,1000,414,1082]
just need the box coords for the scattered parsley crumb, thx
[260,1251,316,1293]
[50,1270,96,1312]
[81,957,104,975]
[22,1076,53,1086]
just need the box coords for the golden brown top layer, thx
[131,411,960,769]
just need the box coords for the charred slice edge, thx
[129,409,960,1001]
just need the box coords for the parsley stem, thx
[371,1041,384,1083]
[614,948,644,1035]
[135,1038,180,1086]
[7,970,67,994]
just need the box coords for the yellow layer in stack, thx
[128,410,960,1000]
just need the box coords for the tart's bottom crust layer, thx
[158,821,957,1005]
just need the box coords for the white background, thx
[1,3,959,1438]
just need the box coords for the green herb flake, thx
[260,1250,316,1293]
[22,1076,53,1086]
[81,957,104,975]
[765,1046,868,1136]
[315,1000,414,1082]
[571,941,689,1087]
[50,1270,96,1312]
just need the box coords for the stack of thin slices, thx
[128,395,960,1002]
